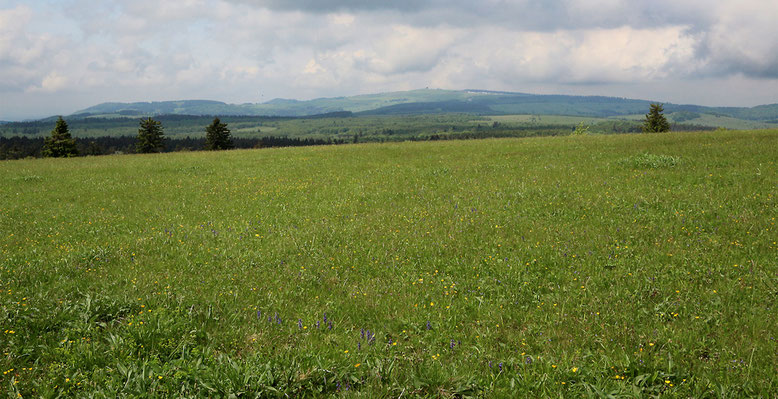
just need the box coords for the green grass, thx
[1,130,777,397]
[620,153,682,169]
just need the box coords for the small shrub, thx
[572,121,590,136]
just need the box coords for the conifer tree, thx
[42,116,78,157]
[204,117,234,150]
[136,117,165,153]
[642,103,671,133]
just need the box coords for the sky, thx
[1,0,778,120]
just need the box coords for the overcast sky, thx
[2,0,778,120]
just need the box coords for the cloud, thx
[219,0,778,82]
[693,2,778,79]
[0,6,70,92]
[1,0,778,120]
[227,0,426,13]
[353,26,458,75]
[227,0,715,31]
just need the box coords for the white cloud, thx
[355,25,459,75]
[0,6,70,92]
[29,72,69,93]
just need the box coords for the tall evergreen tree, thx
[642,103,671,133]
[204,117,234,150]
[42,116,78,157]
[136,117,165,153]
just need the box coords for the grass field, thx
[1,130,777,397]
[680,115,778,130]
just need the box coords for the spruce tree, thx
[136,117,165,153]
[642,103,671,133]
[42,116,78,157]
[204,117,234,150]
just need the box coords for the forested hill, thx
[72,89,778,121]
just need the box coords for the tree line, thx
[0,116,347,160]
[41,116,240,157]
[0,117,346,160]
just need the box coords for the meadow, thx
[1,130,776,397]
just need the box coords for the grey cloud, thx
[227,0,717,31]
[688,3,778,80]
[227,0,428,13]
[701,52,778,80]
[230,0,778,82]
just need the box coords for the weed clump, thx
[621,153,681,169]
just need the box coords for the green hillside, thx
[72,89,778,125]
[1,130,776,396]
[75,89,479,117]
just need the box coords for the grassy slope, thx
[681,114,778,130]
[1,131,777,397]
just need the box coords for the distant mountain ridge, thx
[73,89,778,122]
